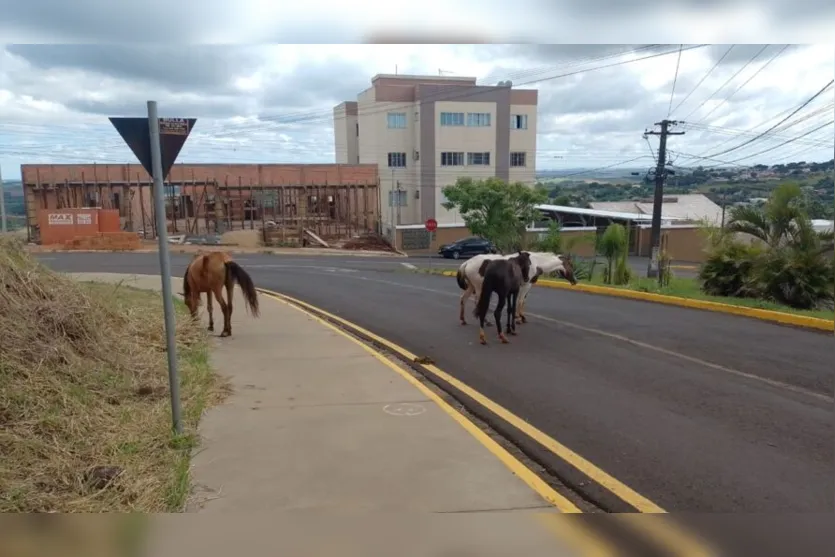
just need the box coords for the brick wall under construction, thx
[20,163,381,244]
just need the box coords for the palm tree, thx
[725,182,834,308]
[726,182,809,247]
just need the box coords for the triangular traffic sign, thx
[109,117,196,180]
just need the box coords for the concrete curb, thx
[433,270,833,333]
[27,246,407,258]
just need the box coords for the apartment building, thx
[333,74,538,227]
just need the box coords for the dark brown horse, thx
[182,251,260,337]
[473,251,532,345]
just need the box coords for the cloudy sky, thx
[1,8,834,183]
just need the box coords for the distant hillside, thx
[2,180,23,194]
[537,168,646,181]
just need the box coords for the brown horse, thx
[182,251,260,337]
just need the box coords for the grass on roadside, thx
[0,237,227,512]
[577,274,834,321]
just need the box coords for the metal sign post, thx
[148,101,183,434]
[109,108,197,434]
[425,218,438,273]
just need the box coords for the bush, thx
[698,238,761,298]
[750,246,835,310]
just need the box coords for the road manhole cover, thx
[383,403,426,417]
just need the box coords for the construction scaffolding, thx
[22,167,381,247]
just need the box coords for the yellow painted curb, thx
[435,270,833,332]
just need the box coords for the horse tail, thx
[225,261,260,318]
[182,261,192,299]
[474,268,497,319]
[455,268,468,290]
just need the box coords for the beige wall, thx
[508,103,537,186]
[434,101,499,224]
[333,105,358,165]
[360,99,420,226]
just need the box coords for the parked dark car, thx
[437,237,498,259]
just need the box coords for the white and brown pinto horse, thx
[456,251,577,325]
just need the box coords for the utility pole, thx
[643,119,685,279]
[0,163,7,233]
[395,179,402,226]
[389,168,395,246]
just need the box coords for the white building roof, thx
[590,194,723,225]
[536,203,683,222]
[811,219,834,232]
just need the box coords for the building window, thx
[387,152,407,167]
[510,152,527,167]
[467,112,491,127]
[387,112,406,129]
[511,114,528,130]
[388,190,408,207]
[356,122,359,136]
[467,152,491,166]
[440,112,465,126]
[440,152,465,166]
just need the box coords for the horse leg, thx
[475,285,494,327]
[206,291,214,332]
[494,292,508,344]
[477,293,488,346]
[214,284,231,337]
[516,287,528,324]
[225,274,235,333]
[507,291,518,336]
[459,284,472,325]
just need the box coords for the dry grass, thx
[0,236,226,512]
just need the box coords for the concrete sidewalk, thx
[73,273,585,557]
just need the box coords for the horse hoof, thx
[509,331,517,336]
[220,331,231,338]
[460,320,467,326]
[499,335,509,344]
[479,339,488,345]
[208,325,214,332]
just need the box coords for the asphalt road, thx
[40,252,833,513]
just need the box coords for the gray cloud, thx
[5,44,262,95]
[537,66,651,118]
[556,0,835,20]
[0,0,231,42]
[258,59,372,114]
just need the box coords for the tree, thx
[441,176,547,253]
[727,182,808,248]
[598,223,631,285]
[705,182,835,309]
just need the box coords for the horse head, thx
[557,254,578,285]
[513,251,533,282]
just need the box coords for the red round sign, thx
[425,218,438,232]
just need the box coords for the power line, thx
[667,45,684,118]
[207,45,711,140]
[691,44,791,126]
[669,45,734,117]
[700,79,834,159]
[691,95,834,155]
[681,44,770,122]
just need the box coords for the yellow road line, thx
[259,290,582,514]
[257,287,664,514]
[435,270,833,332]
